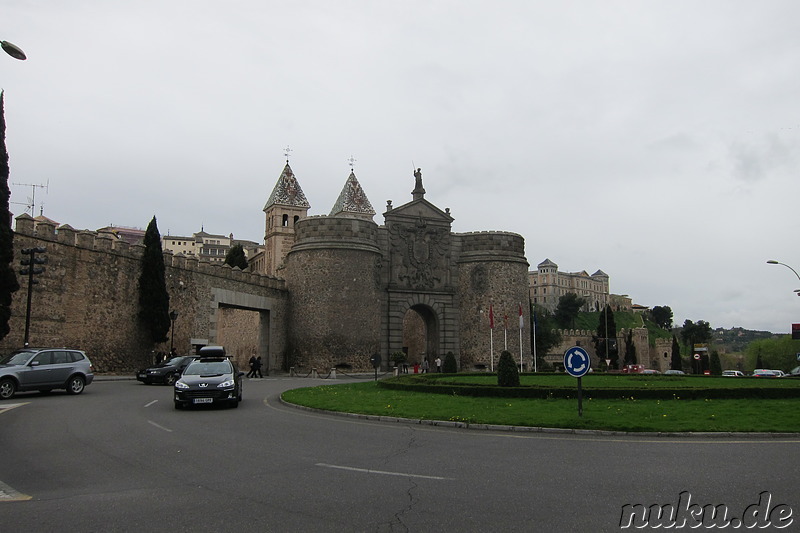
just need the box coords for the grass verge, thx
[281,381,800,433]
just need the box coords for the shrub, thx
[497,351,520,387]
[390,351,406,366]
[443,351,458,373]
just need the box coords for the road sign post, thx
[564,346,591,417]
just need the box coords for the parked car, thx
[173,347,243,409]
[722,370,745,377]
[752,369,780,378]
[0,348,94,400]
[664,369,685,375]
[642,369,661,374]
[786,366,800,378]
[136,355,194,385]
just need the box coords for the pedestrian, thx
[247,355,257,378]
[422,359,429,373]
[254,356,263,378]
[435,356,442,373]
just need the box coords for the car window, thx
[1,351,36,365]
[184,361,232,375]
[32,352,53,366]
[68,351,85,363]
[52,351,70,364]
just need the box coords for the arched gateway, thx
[267,165,530,372]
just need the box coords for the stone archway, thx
[402,304,439,368]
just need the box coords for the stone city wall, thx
[1,215,289,373]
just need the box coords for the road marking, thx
[316,463,453,480]
[144,400,158,408]
[0,480,31,502]
[147,420,173,432]
[0,403,28,415]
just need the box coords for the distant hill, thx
[711,327,780,354]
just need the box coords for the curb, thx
[278,397,800,439]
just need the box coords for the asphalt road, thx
[0,376,798,532]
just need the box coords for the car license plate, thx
[193,398,213,404]
[137,373,146,378]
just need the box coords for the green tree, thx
[138,216,171,344]
[680,319,713,348]
[670,335,682,371]
[531,304,561,369]
[746,336,800,372]
[497,350,520,387]
[623,329,637,366]
[224,244,248,270]
[650,305,673,330]
[709,350,722,375]
[0,92,19,341]
[592,304,618,369]
[443,351,458,373]
[554,293,585,329]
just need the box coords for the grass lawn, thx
[281,381,800,433]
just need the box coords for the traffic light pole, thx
[20,246,46,347]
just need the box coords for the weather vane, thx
[347,155,357,170]
[283,145,293,163]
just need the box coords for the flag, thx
[489,304,494,329]
[519,303,524,329]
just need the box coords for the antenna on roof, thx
[11,180,49,216]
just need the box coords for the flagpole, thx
[533,310,538,373]
[490,329,494,372]
[489,304,495,372]
[518,303,524,373]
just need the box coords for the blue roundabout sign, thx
[564,346,591,378]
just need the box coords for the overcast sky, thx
[3,1,800,333]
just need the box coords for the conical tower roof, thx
[264,163,311,210]
[329,170,375,219]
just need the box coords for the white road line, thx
[0,480,31,502]
[316,463,453,480]
[0,403,28,414]
[144,400,158,408]
[147,420,173,432]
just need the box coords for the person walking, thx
[254,356,263,378]
[421,359,429,373]
[435,356,442,373]
[247,355,257,378]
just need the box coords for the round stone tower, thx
[283,217,382,371]
[457,231,530,368]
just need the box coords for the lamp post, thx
[766,260,800,295]
[169,310,178,354]
[1,41,26,61]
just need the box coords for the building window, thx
[282,214,289,227]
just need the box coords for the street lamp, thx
[766,260,800,295]
[1,41,26,60]
[169,310,178,353]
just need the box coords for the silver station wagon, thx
[0,348,95,399]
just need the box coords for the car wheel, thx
[0,378,16,400]
[66,375,85,395]
[164,374,176,386]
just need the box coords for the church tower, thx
[329,169,375,220]
[262,162,310,276]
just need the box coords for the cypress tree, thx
[670,335,682,371]
[592,304,618,369]
[138,216,170,344]
[0,92,20,341]
[624,329,637,366]
[497,350,520,387]
[443,351,457,373]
